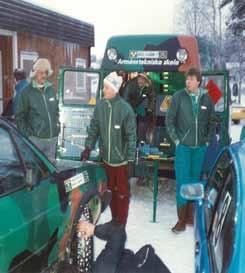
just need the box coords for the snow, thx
[94,122,244,273]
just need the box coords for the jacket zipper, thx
[107,101,112,162]
[195,92,203,147]
[41,92,53,138]
[195,117,198,146]
[189,89,201,147]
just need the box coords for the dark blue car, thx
[181,141,245,273]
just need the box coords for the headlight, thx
[107,48,118,61]
[176,49,188,63]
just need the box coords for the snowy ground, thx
[94,122,244,273]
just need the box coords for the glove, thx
[98,182,107,195]
[80,148,91,161]
[127,162,134,178]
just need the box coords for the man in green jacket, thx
[15,58,60,161]
[166,67,215,234]
[81,72,137,225]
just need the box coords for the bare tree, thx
[175,0,224,69]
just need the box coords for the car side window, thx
[204,152,232,232]
[0,127,25,195]
[12,131,51,185]
[205,151,236,273]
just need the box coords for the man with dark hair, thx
[166,67,215,234]
[120,73,155,143]
[75,220,171,273]
[12,69,29,116]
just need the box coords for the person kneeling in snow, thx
[75,220,171,273]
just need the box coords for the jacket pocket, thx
[181,128,191,142]
[115,146,124,161]
[36,120,45,137]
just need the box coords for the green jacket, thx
[16,80,60,139]
[166,88,216,147]
[85,95,137,166]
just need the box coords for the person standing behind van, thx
[81,72,137,226]
[166,67,215,234]
[120,73,155,142]
[16,58,60,161]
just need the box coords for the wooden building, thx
[0,0,94,114]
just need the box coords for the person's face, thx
[35,70,48,85]
[103,82,116,99]
[137,76,146,88]
[186,75,200,92]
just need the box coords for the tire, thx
[70,204,94,273]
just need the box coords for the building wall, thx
[17,32,91,90]
[0,35,13,109]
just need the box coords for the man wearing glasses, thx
[16,58,60,161]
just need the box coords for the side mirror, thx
[25,168,34,191]
[181,183,205,201]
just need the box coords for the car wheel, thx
[70,204,94,273]
[233,119,240,125]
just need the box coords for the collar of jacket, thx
[104,94,120,104]
[185,87,207,97]
[31,80,52,91]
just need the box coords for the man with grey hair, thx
[16,58,60,161]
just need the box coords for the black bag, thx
[135,245,171,273]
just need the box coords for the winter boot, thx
[172,206,187,234]
[186,203,194,226]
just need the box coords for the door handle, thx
[195,241,200,256]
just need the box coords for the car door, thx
[57,68,103,161]
[0,125,67,273]
[195,150,237,273]
[201,71,230,173]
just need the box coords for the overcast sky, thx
[24,0,180,56]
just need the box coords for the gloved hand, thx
[80,148,91,161]
[98,182,107,195]
[127,161,135,178]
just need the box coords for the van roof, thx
[101,34,201,72]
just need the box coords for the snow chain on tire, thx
[70,204,94,273]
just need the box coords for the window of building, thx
[75,58,86,93]
[20,51,39,77]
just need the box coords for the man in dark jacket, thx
[15,58,60,161]
[120,73,155,143]
[81,72,137,225]
[166,67,215,234]
[76,220,171,273]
